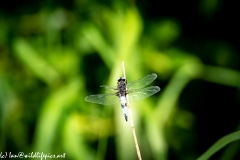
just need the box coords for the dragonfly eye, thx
[118,77,125,82]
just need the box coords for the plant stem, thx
[122,61,142,160]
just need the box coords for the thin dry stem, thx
[122,61,142,160]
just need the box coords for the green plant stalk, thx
[197,131,240,160]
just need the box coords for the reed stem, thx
[122,61,142,160]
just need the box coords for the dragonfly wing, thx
[85,93,120,105]
[100,85,117,93]
[127,73,157,90]
[127,86,160,102]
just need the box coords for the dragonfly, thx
[85,73,160,121]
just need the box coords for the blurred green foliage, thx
[1,0,240,160]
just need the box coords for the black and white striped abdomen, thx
[120,96,128,121]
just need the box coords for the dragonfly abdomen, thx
[120,96,128,121]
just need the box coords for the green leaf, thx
[13,38,60,86]
[197,131,240,160]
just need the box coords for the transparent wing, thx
[100,85,117,93]
[127,86,160,102]
[127,73,157,90]
[85,93,120,105]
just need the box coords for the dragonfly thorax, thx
[117,77,127,97]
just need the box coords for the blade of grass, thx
[13,38,60,86]
[32,79,81,153]
[197,131,240,160]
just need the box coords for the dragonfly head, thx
[118,77,127,84]
[118,77,126,81]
